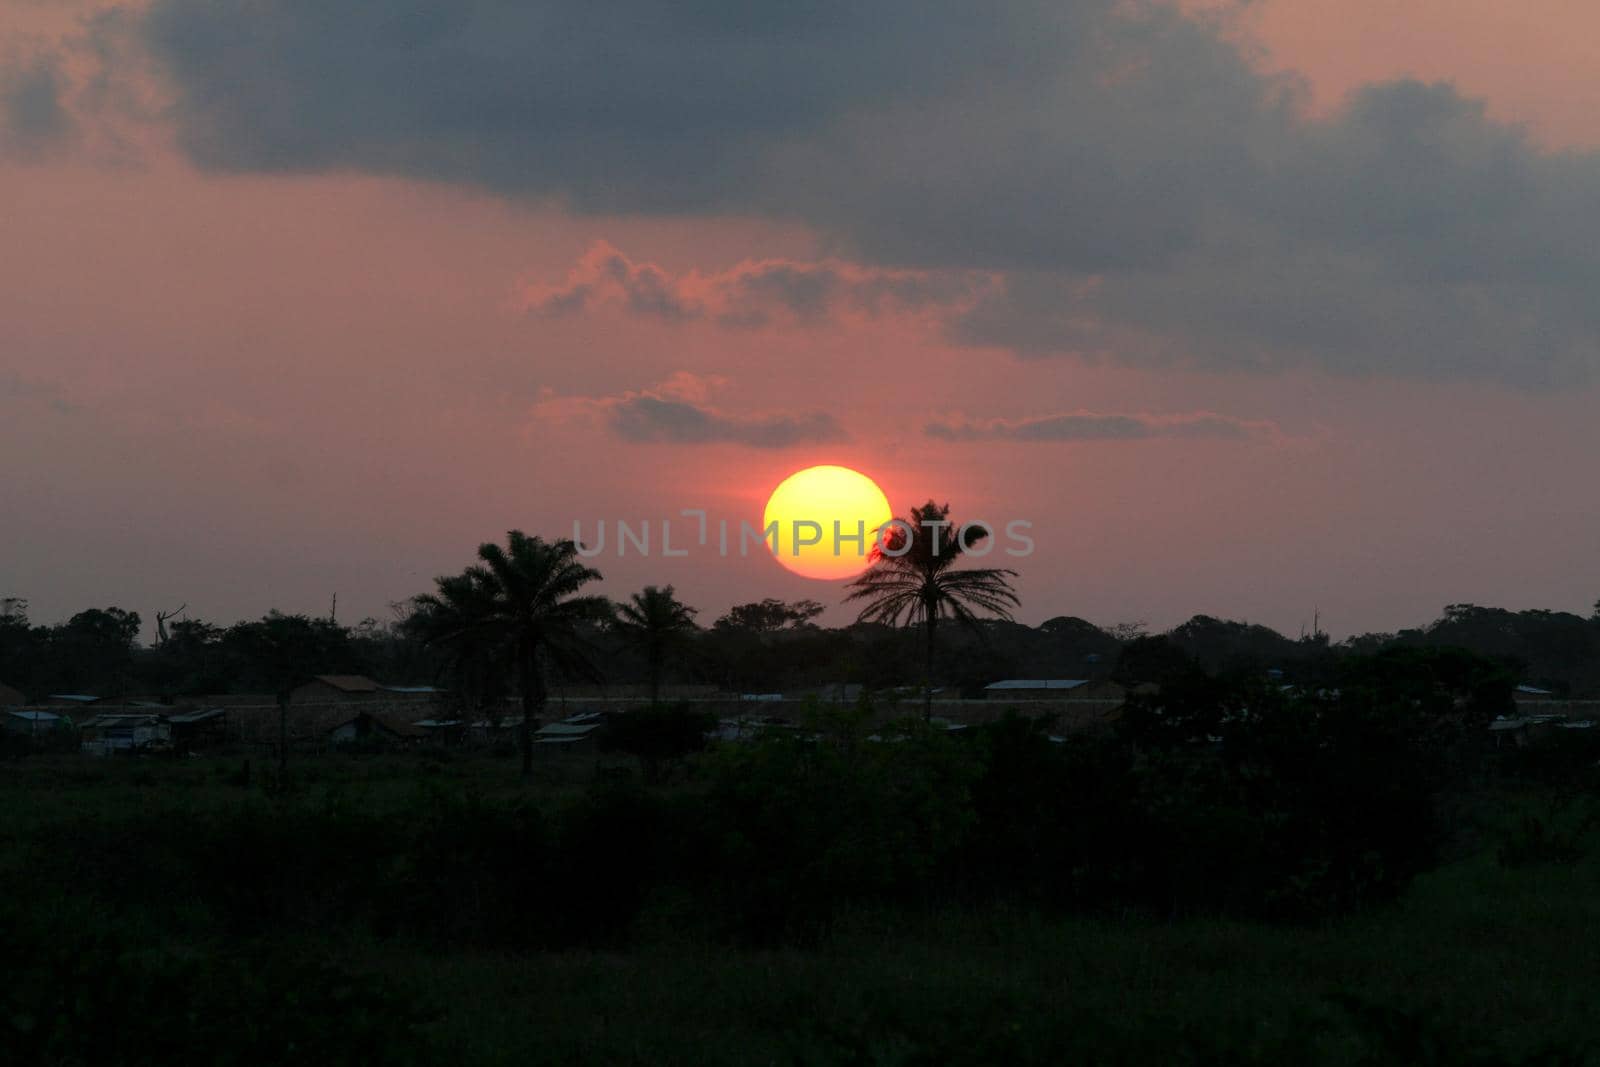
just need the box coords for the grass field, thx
[3,753,1596,1065]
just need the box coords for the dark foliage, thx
[0,904,431,1066]
[596,702,717,783]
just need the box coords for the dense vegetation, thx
[4,644,1598,1062]
[4,598,1600,704]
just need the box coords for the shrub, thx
[0,905,432,1066]
[596,703,717,783]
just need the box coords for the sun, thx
[762,465,894,581]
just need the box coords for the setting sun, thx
[762,465,893,581]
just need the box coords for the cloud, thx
[523,241,985,328]
[1,50,74,158]
[0,372,78,414]
[925,410,1274,442]
[90,1,1600,385]
[534,373,847,448]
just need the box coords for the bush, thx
[0,905,432,1066]
[596,703,717,783]
[686,716,978,942]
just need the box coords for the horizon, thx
[5,2,1599,646]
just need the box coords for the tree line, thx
[6,503,1599,751]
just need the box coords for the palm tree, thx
[410,531,609,777]
[844,501,1020,722]
[611,585,699,705]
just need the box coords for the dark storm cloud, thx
[137,0,1024,210]
[925,411,1270,443]
[2,51,74,157]
[128,1,1600,386]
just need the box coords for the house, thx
[0,682,26,707]
[713,716,795,743]
[984,679,1126,701]
[1489,713,1571,748]
[41,694,103,708]
[168,708,227,751]
[79,714,170,755]
[787,682,864,705]
[290,675,383,703]
[4,709,65,735]
[533,717,606,752]
[412,718,466,744]
[469,717,519,744]
[325,711,421,747]
[1513,684,1556,704]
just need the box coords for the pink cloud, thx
[533,372,848,449]
[521,240,989,330]
[925,410,1279,443]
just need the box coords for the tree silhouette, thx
[713,598,824,633]
[844,501,1020,721]
[611,585,698,705]
[410,531,608,777]
[222,612,346,776]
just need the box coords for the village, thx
[4,672,1594,759]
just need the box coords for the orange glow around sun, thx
[762,465,894,581]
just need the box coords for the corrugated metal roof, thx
[7,710,61,722]
[47,694,101,703]
[80,714,163,728]
[168,708,225,724]
[984,679,1090,691]
[383,685,445,694]
[535,722,600,737]
[310,675,382,692]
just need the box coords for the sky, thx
[2,0,1598,641]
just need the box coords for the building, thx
[984,679,1127,701]
[79,714,170,755]
[786,682,864,705]
[4,709,65,735]
[168,708,227,751]
[412,718,466,744]
[290,675,384,703]
[40,694,103,708]
[469,717,520,745]
[533,712,610,753]
[325,711,422,747]
[1513,684,1556,704]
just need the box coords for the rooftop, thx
[309,675,382,693]
[168,708,226,724]
[536,722,601,737]
[984,679,1091,691]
